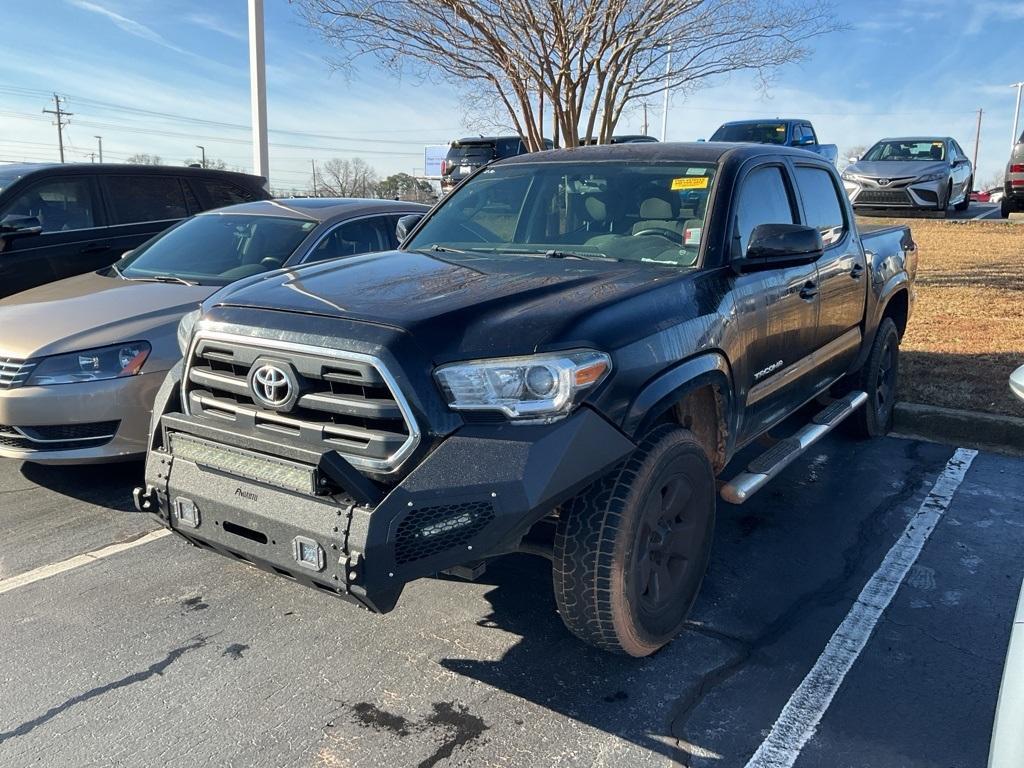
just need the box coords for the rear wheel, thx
[848,317,900,438]
[954,178,972,211]
[553,425,715,656]
[1001,196,1014,218]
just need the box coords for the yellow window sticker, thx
[671,177,709,190]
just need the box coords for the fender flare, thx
[147,361,183,451]
[622,351,735,442]
[852,274,912,372]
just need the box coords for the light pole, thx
[94,135,103,163]
[1011,82,1024,149]
[195,145,206,168]
[249,0,269,179]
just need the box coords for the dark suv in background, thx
[0,163,269,297]
[440,136,553,195]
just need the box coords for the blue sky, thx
[1,0,1022,190]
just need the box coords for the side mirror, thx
[395,214,424,244]
[735,224,824,273]
[794,136,815,147]
[121,250,134,259]
[0,214,42,239]
[1011,364,1024,402]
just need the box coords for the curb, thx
[893,402,1024,456]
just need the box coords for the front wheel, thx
[954,178,972,211]
[848,317,900,438]
[552,425,716,656]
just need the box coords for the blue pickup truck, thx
[710,119,839,165]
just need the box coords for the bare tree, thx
[124,153,163,165]
[184,156,228,170]
[842,145,868,168]
[316,158,379,197]
[298,0,838,148]
[376,173,437,202]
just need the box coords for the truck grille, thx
[0,357,35,390]
[183,334,419,473]
[856,190,913,207]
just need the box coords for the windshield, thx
[862,140,946,162]
[407,160,717,267]
[117,213,317,285]
[710,123,788,145]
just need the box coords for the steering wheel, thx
[632,228,679,241]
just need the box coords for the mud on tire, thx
[552,425,716,656]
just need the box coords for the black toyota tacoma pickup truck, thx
[135,143,917,656]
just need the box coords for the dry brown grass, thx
[859,219,1024,418]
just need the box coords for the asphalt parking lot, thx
[1,432,1022,768]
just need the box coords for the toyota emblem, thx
[877,178,890,186]
[250,362,294,409]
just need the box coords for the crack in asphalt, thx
[0,635,208,744]
[668,441,944,766]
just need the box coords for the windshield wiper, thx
[425,244,470,254]
[491,248,611,261]
[128,274,199,287]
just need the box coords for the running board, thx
[720,391,868,505]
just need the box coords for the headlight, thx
[841,171,862,182]
[434,350,611,422]
[915,172,946,183]
[177,308,201,355]
[26,342,151,386]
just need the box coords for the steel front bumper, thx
[138,407,635,613]
[0,372,166,464]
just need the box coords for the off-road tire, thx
[848,317,900,438]
[954,178,972,211]
[552,425,715,656]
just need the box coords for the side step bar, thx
[720,391,868,505]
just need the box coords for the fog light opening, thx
[173,497,200,529]
[292,536,326,572]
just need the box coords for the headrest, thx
[639,197,673,220]
[584,196,606,222]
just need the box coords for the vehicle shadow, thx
[19,460,144,512]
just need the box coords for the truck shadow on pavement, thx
[18,460,144,512]
[439,437,955,765]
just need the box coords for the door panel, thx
[730,163,821,443]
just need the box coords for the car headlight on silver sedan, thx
[177,308,202,355]
[915,172,947,183]
[434,350,611,422]
[26,342,151,386]
[841,170,864,183]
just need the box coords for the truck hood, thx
[848,160,950,181]
[214,249,680,360]
[0,271,215,360]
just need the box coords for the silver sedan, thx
[842,136,973,212]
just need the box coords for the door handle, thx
[79,243,111,255]
[850,263,865,279]
[799,281,818,300]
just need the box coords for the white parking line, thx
[0,529,170,595]
[744,447,978,768]
[972,206,999,220]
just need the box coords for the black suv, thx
[0,163,269,297]
[440,136,553,195]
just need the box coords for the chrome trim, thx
[747,327,861,406]
[182,330,421,474]
[0,425,116,445]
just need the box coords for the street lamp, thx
[94,135,103,163]
[195,145,206,168]
[1011,82,1024,150]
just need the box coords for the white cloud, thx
[67,0,190,55]
[965,1,1024,35]
[185,12,247,42]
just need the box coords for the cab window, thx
[794,166,846,246]
[734,166,796,255]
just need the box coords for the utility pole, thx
[660,45,671,142]
[42,93,72,163]
[94,135,103,163]
[310,159,317,197]
[642,104,648,136]
[249,0,269,179]
[195,145,206,168]
[972,109,982,182]
[89,152,95,163]
[1012,82,1024,149]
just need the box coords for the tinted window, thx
[303,216,390,264]
[710,123,788,145]
[446,143,497,166]
[201,180,259,209]
[0,178,96,232]
[795,166,845,246]
[118,214,317,285]
[105,175,188,224]
[863,140,945,162]
[735,166,795,255]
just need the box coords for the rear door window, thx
[104,175,189,224]
[734,166,796,255]
[303,216,391,264]
[794,166,846,246]
[0,178,97,233]
[199,179,260,209]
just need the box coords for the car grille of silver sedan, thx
[182,333,420,474]
[0,358,36,390]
